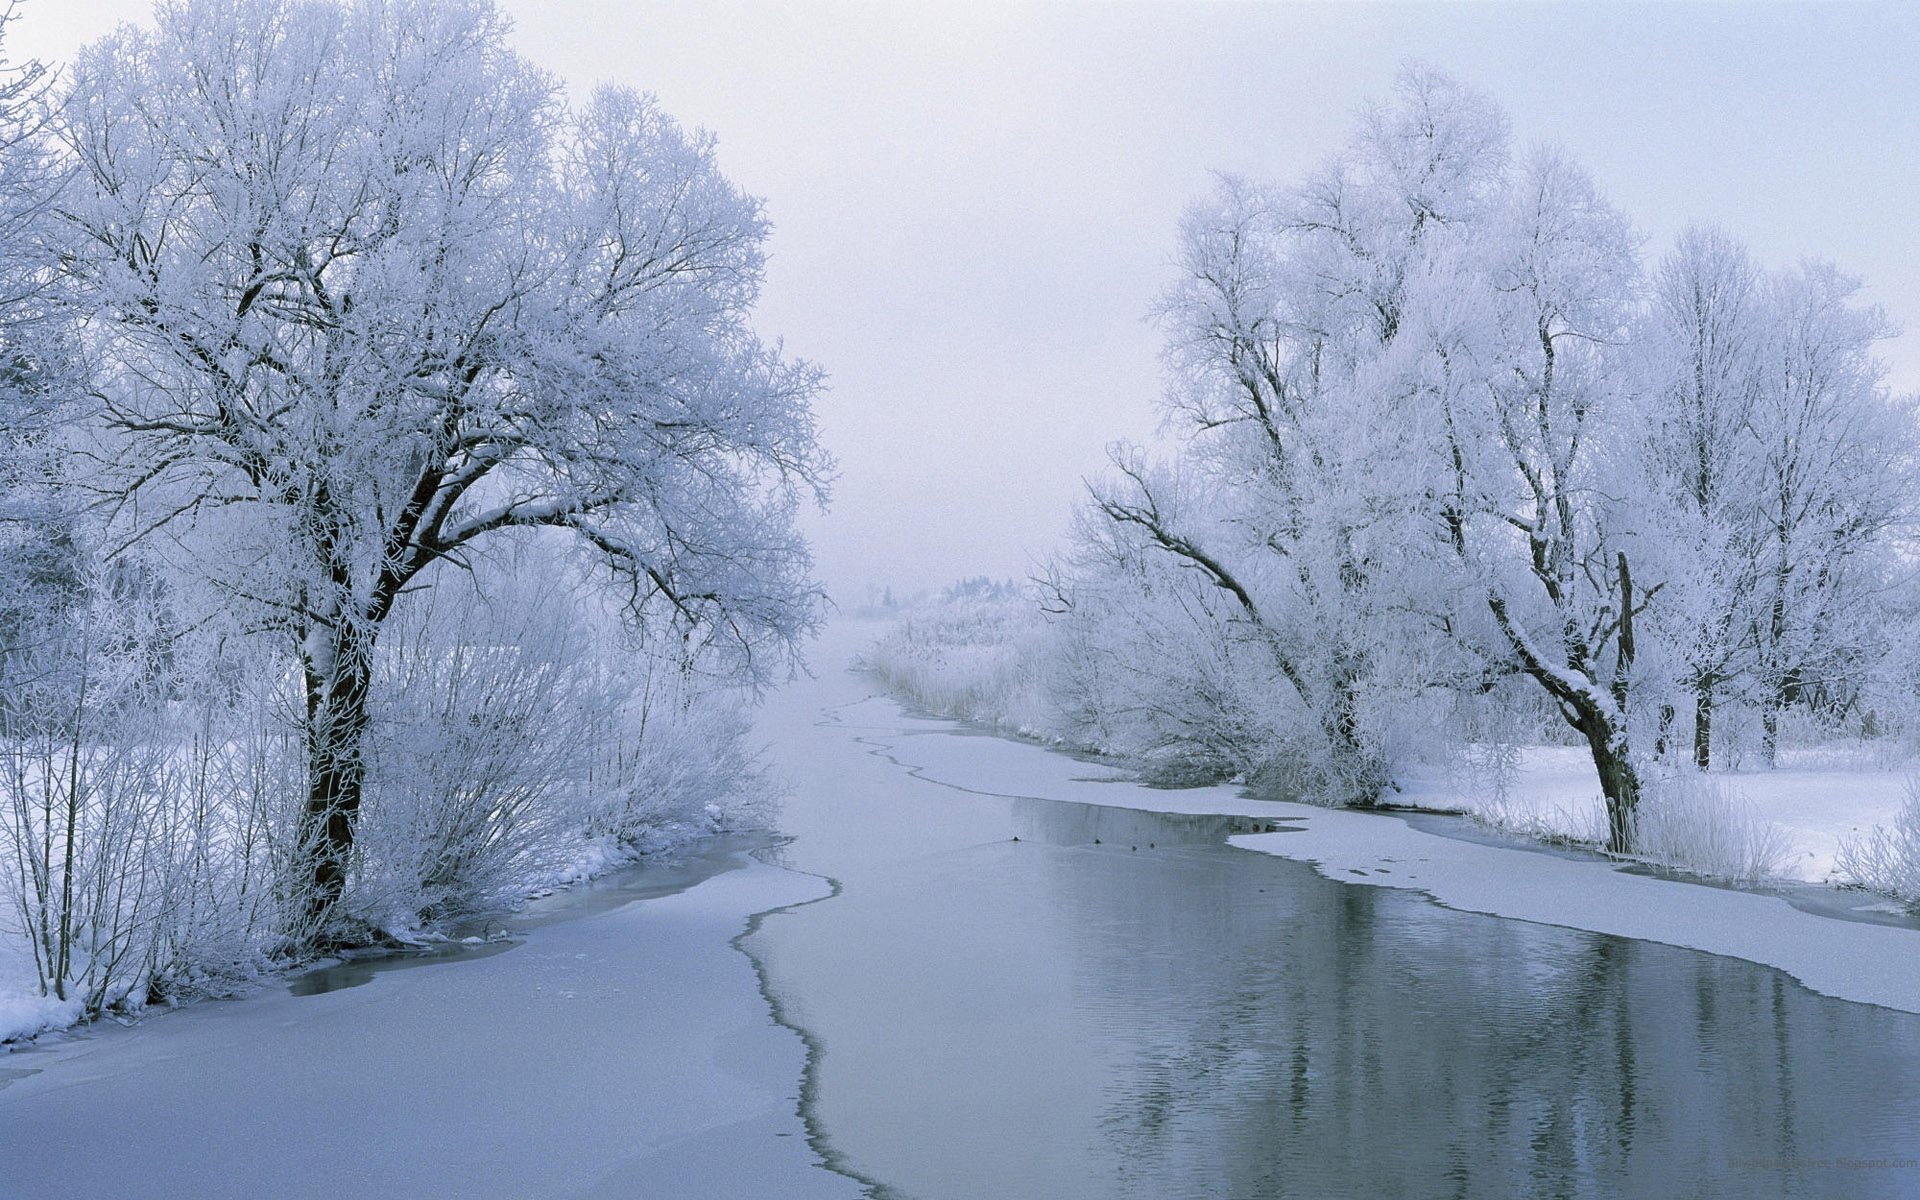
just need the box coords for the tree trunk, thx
[1580,716,1641,855]
[1692,682,1713,771]
[298,624,374,938]
[1327,660,1384,807]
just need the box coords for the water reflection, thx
[1071,842,1919,1198]
[753,787,1920,1199]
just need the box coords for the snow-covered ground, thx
[1392,745,1911,884]
[0,965,81,1047]
[0,850,866,1199]
[850,687,1920,1016]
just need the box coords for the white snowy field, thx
[0,850,865,1200]
[1390,745,1910,885]
[840,669,1920,1016]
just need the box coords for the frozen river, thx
[4,625,1920,1197]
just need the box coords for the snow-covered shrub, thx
[352,603,612,929]
[860,564,1397,801]
[1471,790,1608,847]
[349,568,773,932]
[858,579,1058,736]
[587,683,775,852]
[0,564,310,1018]
[0,571,177,1016]
[140,670,306,1002]
[1633,770,1790,884]
[1056,580,1285,786]
[1835,777,1920,908]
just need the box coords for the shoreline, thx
[848,688,1920,1015]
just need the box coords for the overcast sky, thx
[15,1,1919,603]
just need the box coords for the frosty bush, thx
[1633,771,1791,884]
[1835,778,1920,907]
[1462,769,1790,884]
[351,612,598,930]
[592,688,774,852]
[0,570,174,1014]
[0,567,304,1015]
[858,580,1058,736]
[1471,792,1609,848]
[349,568,773,934]
[860,568,1399,799]
[146,705,304,1000]
[1053,576,1283,787]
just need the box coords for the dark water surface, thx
[746,721,1920,1200]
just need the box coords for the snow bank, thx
[0,987,82,1045]
[1393,745,1914,884]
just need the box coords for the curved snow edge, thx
[850,688,1920,1016]
[1228,813,1920,1016]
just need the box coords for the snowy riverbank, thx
[1390,744,1912,886]
[849,690,1920,1015]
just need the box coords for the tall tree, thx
[1108,65,1507,803]
[55,0,827,936]
[1746,261,1908,763]
[0,1,77,693]
[1638,226,1765,769]
[1426,148,1648,852]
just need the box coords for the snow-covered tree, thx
[1425,148,1648,851]
[1745,262,1909,762]
[0,2,77,694]
[1089,65,1508,803]
[1637,234,1910,768]
[54,0,827,936]
[1636,226,1766,768]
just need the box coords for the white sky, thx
[15,1,1920,602]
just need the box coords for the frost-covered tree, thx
[1637,226,1766,769]
[1426,148,1649,852]
[1090,65,1507,803]
[1637,236,1909,768]
[1744,262,1909,762]
[54,0,827,935]
[0,2,77,691]
[863,62,1919,866]
[1068,453,1302,784]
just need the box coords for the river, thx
[745,629,1920,1199]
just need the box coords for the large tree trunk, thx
[1760,670,1801,769]
[298,624,375,938]
[1580,716,1642,855]
[1485,552,1645,856]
